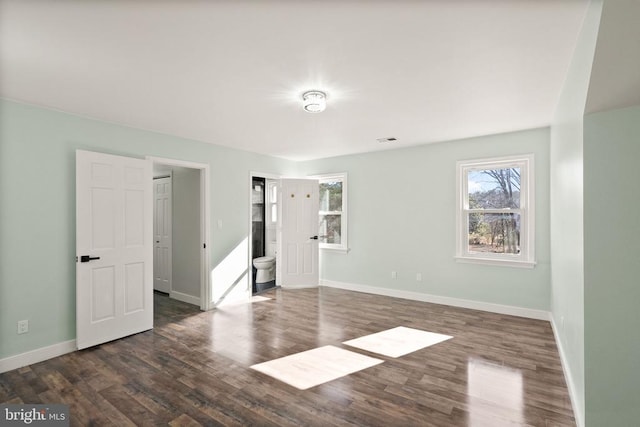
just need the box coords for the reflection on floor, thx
[467,357,524,424]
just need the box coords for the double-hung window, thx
[315,173,348,252]
[456,155,535,268]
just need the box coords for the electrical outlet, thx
[416,273,422,281]
[17,320,29,334]
[391,271,397,279]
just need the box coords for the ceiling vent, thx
[376,137,397,143]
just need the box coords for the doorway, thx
[249,172,279,294]
[149,156,211,311]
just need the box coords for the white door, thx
[153,176,172,293]
[76,150,153,350]
[280,179,319,288]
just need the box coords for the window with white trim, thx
[456,155,535,268]
[266,180,278,224]
[316,173,348,252]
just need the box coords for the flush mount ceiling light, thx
[302,90,327,113]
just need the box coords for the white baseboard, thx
[0,340,76,374]
[281,284,319,290]
[170,290,200,306]
[550,316,584,427]
[320,279,550,321]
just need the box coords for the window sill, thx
[320,246,350,254]
[454,256,536,269]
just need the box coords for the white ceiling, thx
[0,0,590,161]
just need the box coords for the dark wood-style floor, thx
[0,287,575,426]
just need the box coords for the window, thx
[266,180,277,224]
[456,155,535,267]
[316,173,348,252]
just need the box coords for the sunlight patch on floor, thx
[343,326,452,358]
[250,345,383,390]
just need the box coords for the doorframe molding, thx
[148,157,212,311]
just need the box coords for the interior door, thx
[280,178,319,287]
[76,150,153,350]
[153,176,172,293]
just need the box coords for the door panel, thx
[280,179,319,287]
[124,262,145,314]
[76,150,153,350]
[153,177,172,293]
[91,266,115,321]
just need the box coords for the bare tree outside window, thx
[319,180,343,245]
[457,155,534,267]
[468,168,521,254]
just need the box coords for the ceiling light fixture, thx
[302,90,327,113]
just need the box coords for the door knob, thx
[80,255,101,263]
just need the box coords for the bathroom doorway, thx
[249,172,279,294]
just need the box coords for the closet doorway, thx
[149,157,211,311]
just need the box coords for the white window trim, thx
[310,172,349,253]
[455,154,535,268]
[266,180,278,225]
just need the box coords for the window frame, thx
[312,172,349,253]
[455,154,535,268]
[266,180,278,225]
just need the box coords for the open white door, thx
[153,176,172,293]
[76,150,153,350]
[280,178,319,288]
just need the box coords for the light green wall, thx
[0,99,297,359]
[549,2,602,424]
[172,167,201,299]
[301,128,551,310]
[584,105,640,425]
[0,100,550,361]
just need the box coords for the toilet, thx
[253,256,276,284]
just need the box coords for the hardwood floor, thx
[0,288,575,426]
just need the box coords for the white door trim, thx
[147,156,211,311]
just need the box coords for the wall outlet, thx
[391,271,397,279]
[17,319,29,334]
[416,273,422,281]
